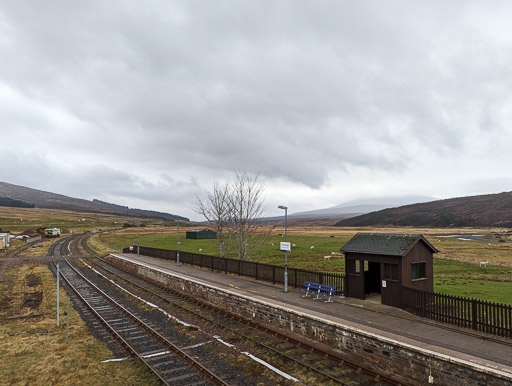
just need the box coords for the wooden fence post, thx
[472,299,477,331]
[422,291,426,317]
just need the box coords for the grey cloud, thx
[1,1,512,217]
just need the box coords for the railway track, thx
[75,235,404,385]
[2,238,44,259]
[54,235,228,386]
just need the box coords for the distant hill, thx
[291,195,437,219]
[0,196,35,208]
[0,181,189,222]
[334,191,512,228]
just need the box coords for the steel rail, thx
[2,238,43,259]
[83,234,512,349]
[55,236,228,386]
[80,244,401,385]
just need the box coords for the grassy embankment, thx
[0,206,147,234]
[0,264,158,385]
[100,226,512,305]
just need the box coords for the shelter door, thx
[364,261,381,294]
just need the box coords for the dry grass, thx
[88,233,120,256]
[0,206,139,233]
[14,237,63,258]
[0,264,157,385]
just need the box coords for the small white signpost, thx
[280,242,291,252]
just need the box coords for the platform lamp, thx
[177,221,180,266]
[137,218,140,256]
[278,205,288,293]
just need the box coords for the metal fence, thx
[122,246,345,295]
[400,286,512,338]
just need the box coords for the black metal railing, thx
[122,246,345,295]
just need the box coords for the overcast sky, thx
[1,1,512,221]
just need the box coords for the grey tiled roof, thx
[340,233,437,256]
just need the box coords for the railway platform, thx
[110,252,512,384]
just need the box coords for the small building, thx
[0,232,10,249]
[186,229,217,240]
[341,233,438,308]
[16,230,41,242]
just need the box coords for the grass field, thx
[0,264,157,384]
[100,226,512,305]
[0,206,151,233]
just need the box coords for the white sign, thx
[280,242,291,252]
[382,280,387,288]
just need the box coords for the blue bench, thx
[301,281,336,303]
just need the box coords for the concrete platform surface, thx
[112,253,512,380]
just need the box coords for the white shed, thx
[0,232,9,248]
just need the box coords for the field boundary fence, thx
[98,233,122,252]
[122,246,345,295]
[400,285,512,338]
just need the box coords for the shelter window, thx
[348,260,360,275]
[384,263,398,281]
[411,262,426,280]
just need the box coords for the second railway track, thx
[71,234,405,385]
[52,235,229,386]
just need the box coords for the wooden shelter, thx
[341,233,438,307]
[185,229,217,240]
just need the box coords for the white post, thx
[284,208,288,293]
[66,296,70,344]
[177,221,180,266]
[56,263,60,327]
[137,218,140,256]
[278,205,289,293]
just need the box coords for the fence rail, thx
[122,246,345,295]
[400,286,512,338]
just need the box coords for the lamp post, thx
[137,218,140,256]
[177,221,180,266]
[278,205,288,293]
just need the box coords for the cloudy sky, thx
[1,1,512,220]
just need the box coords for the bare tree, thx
[196,171,272,260]
[226,171,272,260]
[195,181,231,257]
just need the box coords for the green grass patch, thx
[102,230,512,304]
[102,232,349,272]
[433,278,512,305]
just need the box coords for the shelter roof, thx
[340,233,438,256]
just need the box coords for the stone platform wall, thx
[106,255,511,386]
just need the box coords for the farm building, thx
[185,229,217,240]
[341,233,437,308]
[16,230,41,242]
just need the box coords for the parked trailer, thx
[44,228,62,238]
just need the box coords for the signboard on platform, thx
[280,242,291,252]
[129,246,134,251]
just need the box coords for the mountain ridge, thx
[0,181,189,221]
[334,191,512,228]
[288,195,437,219]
